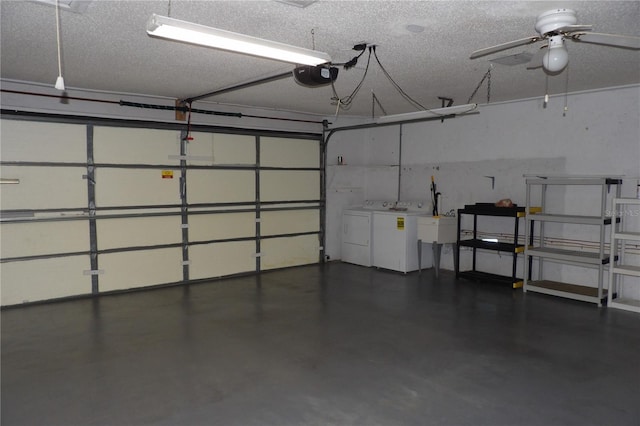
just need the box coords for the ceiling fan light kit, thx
[470,8,640,74]
[146,14,331,66]
[542,35,569,73]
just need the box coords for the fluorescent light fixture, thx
[146,14,331,66]
[30,0,91,13]
[375,103,478,124]
[274,0,318,8]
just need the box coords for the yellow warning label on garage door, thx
[397,217,404,230]
[161,170,174,179]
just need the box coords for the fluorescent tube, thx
[146,14,331,66]
[375,103,478,124]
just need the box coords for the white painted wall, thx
[326,85,640,297]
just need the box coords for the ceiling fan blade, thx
[571,32,640,49]
[470,36,541,59]
[526,45,547,69]
[557,24,593,33]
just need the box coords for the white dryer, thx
[341,200,395,267]
[372,201,433,273]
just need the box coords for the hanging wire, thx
[371,92,375,118]
[543,73,549,108]
[371,91,387,118]
[334,98,342,117]
[167,0,172,17]
[183,101,194,141]
[343,48,366,70]
[563,65,569,116]
[372,46,426,110]
[486,68,491,104]
[330,47,372,110]
[466,66,492,104]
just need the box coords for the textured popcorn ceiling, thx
[1,0,638,116]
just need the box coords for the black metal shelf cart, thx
[455,203,532,288]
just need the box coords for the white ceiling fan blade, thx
[526,45,547,69]
[470,36,541,59]
[557,24,593,33]
[571,32,640,49]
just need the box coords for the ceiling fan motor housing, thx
[535,8,577,35]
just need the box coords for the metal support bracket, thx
[438,96,454,123]
[484,175,495,190]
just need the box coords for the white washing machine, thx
[341,200,395,267]
[372,201,433,273]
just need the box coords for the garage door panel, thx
[1,118,321,306]
[0,119,86,163]
[260,137,319,168]
[1,221,89,258]
[93,127,180,165]
[97,216,182,250]
[189,213,255,241]
[0,166,87,210]
[261,171,319,201]
[190,241,255,279]
[0,256,91,306]
[188,133,255,165]
[99,248,182,292]
[261,235,319,270]
[187,170,255,204]
[261,210,319,236]
[95,168,180,207]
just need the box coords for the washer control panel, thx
[362,200,430,212]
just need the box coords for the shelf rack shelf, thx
[455,203,532,289]
[608,198,640,313]
[524,177,622,307]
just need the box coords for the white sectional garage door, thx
[0,118,322,306]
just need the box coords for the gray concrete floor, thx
[2,262,640,426]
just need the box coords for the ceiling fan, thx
[470,8,640,73]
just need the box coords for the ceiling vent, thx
[29,0,92,13]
